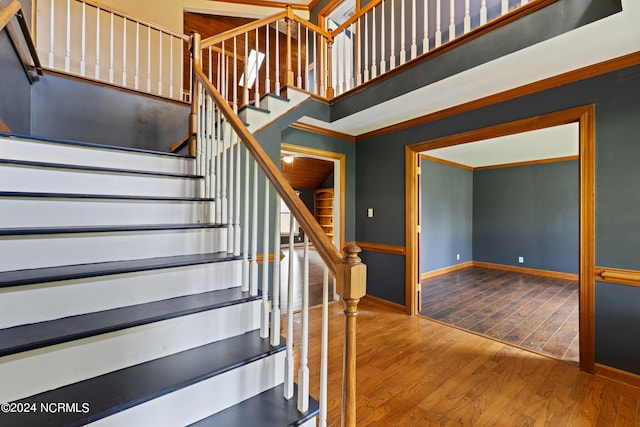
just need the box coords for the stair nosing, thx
[4,331,285,427]
[0,223,228,236]
[0,190,215,202]
[0,287,260,357]
[0,132,195,159]
[238,104,270,114]
[0,158,204,179]
[0,252,243,288]
[260,92,290,103]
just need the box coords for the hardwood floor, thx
[280,246,330,312]
[292,299,640,426]
[419,267,579,363]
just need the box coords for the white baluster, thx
[122,17,127,86]
[400,0,406,64]
[502,0,509,15]
[344,28,350,91]
[305,27,310,91]
[356,19,362,86]
[481,0,487,24]
[449,0,456,41]
[250,160,259,296]
[284,215,295,400]
[109,13,114,83]
[65,0,70,72]
[146,26,151,91]
[266,24,271,93]
[134,23,139,89]
[215,51,222,224]
[435,0,442,47]
[208,47,212,81]
[206,96,214,204]
[234,134,241,257]
[314,33,319,95]
[390,0,396,69]
[380,2,386,74]
[411,0,417,59]
[158,31,163,95]
[270,194,281,346]
[169,37,174,98]
[318,266,329,427]
[260,179,270,338]
[255,27,260,107]
[243,34,248,108]
[228,130,235,254]
[522,0,529,4]
[275,20,280,92]
[95,6,101,79]
[49,0,55,68]
[80,2,86,76]
[363,15,369,82]
[349,23,355,89]
[297,235,310,412]
[242,145,250,291]
[423,0,429,53]
[297,22,302,88]
[371,7,377,78]
[220,83,228,225]
[464,0,471,33]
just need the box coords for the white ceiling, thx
[298,0,640,139]
[422,123,578,167]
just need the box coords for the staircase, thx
[0,132,319,426]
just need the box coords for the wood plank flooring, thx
[291,299,640,426]
[419,267,579,363]
[280,246,329,312]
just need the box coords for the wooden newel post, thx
[285,6,295,87]
[188,31,201,157]
[337,244,366,427]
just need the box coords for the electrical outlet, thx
[518,256,524,264]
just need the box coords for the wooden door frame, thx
[405,105,595,373]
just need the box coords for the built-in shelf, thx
[314,188,333,240]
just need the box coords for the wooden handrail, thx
[1,0,43,77]
[331,0,383,37]
[200,10,288,49]
[193,63,342,274]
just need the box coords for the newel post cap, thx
[336,244,367,300]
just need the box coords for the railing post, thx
[326,38,334,99]
[189,31,201,157]
[285,6,295,87]
[336,244,366,427]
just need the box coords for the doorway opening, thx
[405,105,595,372]
[279,143,345,311]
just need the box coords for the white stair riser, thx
[0,301,261,403]
[239,108,272,132]
[0,137,195,175]
[0,198,213,228]
[0,228,228,271]
[0,164,201,198]
[0,260,243,328]
[92,352,285,427]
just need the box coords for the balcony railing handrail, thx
[200,10,288,49]
[330,0,382,37]
[1,0,43,77]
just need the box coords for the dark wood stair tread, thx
[0,330,284,426]
[0,190,214,201]
[190,384,319,427]
[0,287,259,357]
[0,222,227,236]
[0,158,203,179]
[0,252,242,288]
[0,131,194,159]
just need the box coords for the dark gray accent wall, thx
[0,29,31,133]
[30,73,189,151]
[421,158,473,272]
[354,64,640,374]
[473,161,578,274]
[595,281,640,375]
